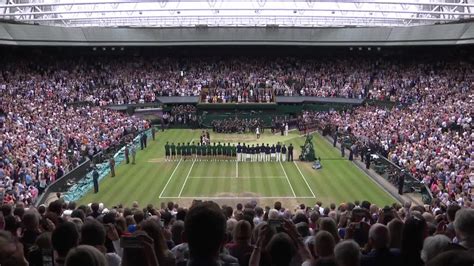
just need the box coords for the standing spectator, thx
[453,208,474,250]
[51,222,79,266]
[225,220,253,266]
[334,240,361,266]
[361,223,400,266]
[140,219,176,266]
[400,216,427,266]
[64,245,107,266]
[184,201,238,266]
[79,220,121,266]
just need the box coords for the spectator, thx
[421,235,451,263]
[184,201,238,265]
[361,223,400,266]
[225,220,253,266]
[51,222,79,266]
[19,211,41,254]
[453,208,474,249]
[0,230,28,266]
[334,240,361,266]
[400,216,427,266]
[387,218,403,250]
[171,220,185,246]
[64,245,107,266]
[79,220,121,266]
[140,219,176,266]
[313,231,337,265]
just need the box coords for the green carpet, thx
[78,129,396,208]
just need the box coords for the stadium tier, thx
[0,3,473,265]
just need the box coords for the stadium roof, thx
[1,0,473,28]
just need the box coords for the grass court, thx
[78,129,397,208]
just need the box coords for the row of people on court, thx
[236,142,294,162]
[164,142,294,161]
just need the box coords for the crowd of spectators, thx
[212,117,263,133]
[162,105,198,126]
[1,198,473,266]
[0,65,150,206]
[0,55,469,108]
[2,55,449,106]
[297,69,473,207]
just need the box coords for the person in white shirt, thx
[285,123,289,136]
[256,127,260,139]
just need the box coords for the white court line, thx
[293,161,316,198]
[189,176,286,179]
[161,196,316,199]
[178,159,196,197]
[158,158,183,198]
[279,161,297,197]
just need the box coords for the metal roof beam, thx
[0,7,473,17]
[1,0,474,8]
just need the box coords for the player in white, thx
[285,123,289,136]
[256,126,260,139]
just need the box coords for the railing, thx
[62,128,152,203]
[34,128,149,206]
[34,153,101,207]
